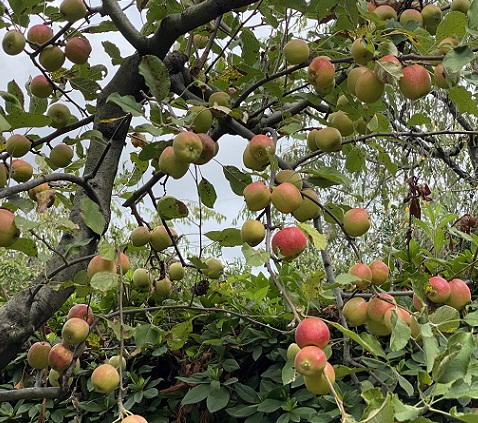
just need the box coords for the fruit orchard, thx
[1,0,478,422]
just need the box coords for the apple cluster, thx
[287,317,336,395]
[348,259,389,288]
[417,276,471,310]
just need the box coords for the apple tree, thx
[0,0,478,422]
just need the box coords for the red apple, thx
[294,345,327,377]
[271,182,302,214]
[248,134,275,165]
[369,260,389,285]
[64,36,91,64]
[48,343,74,373]
[427,276,451,303]
[444,278,471,310]
[294,317,330,349]
[243,181,271,211]
[348,263,372,288]
[399,64,431,100]
[30,75,54,98]
[307,56,335,93]
[67,304,94,325]
[26,24,53,48]
[87,255,117,278]
[122,416,148,423]
[271,226,307,261]
[367,293,396,323]
[0,209,20,247]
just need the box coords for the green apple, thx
[47,104,71,128]
[2,30,26,56]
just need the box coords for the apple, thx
[154,276,172,297]
[11,159,33,182]
[286,343,301,361]
[243,181,271,211]
[275,169,303,190]
[131,226,150,247]
[248,134,275,165]
[115,252,130,274]
[150,225,176,251]
[292,189,321,222]
[64,36,91,64]
[27,341,51,369]
[347,66,369,96]
[271,182,302,214]
[172,131,203,163]
[189,105,213,133]
[307,56,335,92]
[315,127,342,152]
[354,68,385,103]
[50,143,74,168]
[342,297,368,327]
[203,257,223,279]
[0,164,7,188]
[169,262,185,280]
[294,345,327,377]
[272,226,307,261]
[30,75,54,98]
[444,278,471,310]
[451,0,470,13]
[208,91,231,108]
[307,129,320,152]
[60,0,87,22]
[26,24,53,48]
[437,37,458,55]
[122,416,148,423]
[49,368,73,387]
[67,304,94,325]
[427,276,451,303]
[343,208,370,237]
[367,293,396,323]
[132,268,152,292]
[434,63,458,89]
[412,293,425,310]
[0,209,19,248]
[373,5,397,21]
[284,38,310,65]
[2,30,26,55]
[47,103,71,128]
[303,361,335,395]
[348,263,372,288]
[61,317,90,346]
[383,307,411,331]
[87,255,117,278]
[421,4,442,35]
[328,111,354,136]
[243,145,269,171]
[351,38,374,65]
[399,64,431,100]
[39,45,66,72]
[399,9,423,26]
[6,134,31,157]
[194,133,218,165]
[108,355,127,370]
[369,260,389,285]
[91,363,120,393]
[374,55,402,84]
[193,34,208,49]
[48,343,74,373]
[158,145,190,179]
[294,317,330,348]
[241,219,265,247]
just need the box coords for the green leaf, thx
[448,407,478,422]
[167,319,193,350]
[257,399,283,413]
[241,244,270,267]
[205,228,242,247]
[282,360,296,385]
[234,382,260,404]
[14,215,40,230]
[181,384,210,405]
[421,322,439,373]
[0,113,11,131]
[134,323,161,349]
[345,147,365,173]
[106,92,144,117]
[223,165,252,196]
[207,384,230,413]
[0,90,22,109]
[79,197,106,235]
[444,46,474,73]
[199,178,217,208]
[7,80,24,114]
[407,113,431,126]
[5,110,51,129]
[10,237,38,257]
[139,55,171,102]
[448,85,478,117]
[297,222,327,250]
[101,40,125,65]
[90,272,119,292]
[429,305,460,333]
[226,405,258,418]
[305,166,352,188]
[391,395,421,421]
[157,196,189,219]
[361,393,394,423]
[436,11,467,42]
[97,240,117,261]
[241,28,260,66]
[389,310,411,352]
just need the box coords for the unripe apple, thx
[67,304,94,325]
[286,343,301,361]
[294,345,327,377]
[348,263,372,288]
[451,0,470,13]
[203,257,223,279]
[243,145,269,171]
[399,64,431,100]
[399,8,423,26]
[208,91,231,108]
[132,268,152,292]
[11,159,33,182]
[351,38,374,65]
[241,219,265,247]
[276,169,302,189]
[173,131,203,163]
[26,24,53,48]
[342,297,368,327]
[48,343,74,373]
[421,4,442,35]
[271,182,302,214]
[193,34,208,49]
[355,69,385,103]
[444,278,471,310]
[30,75,54,98]
[154,276,172,297]
[367,293,396,323]
[2,30,26,55]
[369,260,389,285]
[131,226,151,247]
[169,262,185,280]
[284,39,310,65]
[292,189,320,222]
[374,55,402,84]
[427,276,451,303]
[307,129,320,152]
[150,225,176,251]
[437,37,458,55]
[158,145,190,179]
[62,317,90,346]
[60,0,87,22]
[248,134,275,165]
[303,361,335,395]
[295,317,330,349]
[49,368,73,387]
[434,63,453,89]
[366,317,392,336]
[115,251,130,274]
[0,164,7,188]
[189,105,213,134]
[272,226,307,261]
[328,111,354,136]
[122,415,148,423]
[315,127,342,152]
[50,143,74,168]
[108,355,127,370]
[27,341,52,369]
[243,181,271,211]
[91,363,120,393]
[347,66,369,96]
[343,208,370,237]
[47,104,71,128]
[307,56,335,91]
[39,45,65,72]
[0,209,19,247]
[412,293,425,310]
[64,36,91,64]
[373,5,397,21]
[6,134,31,157]
[193,133,218,165]
[87,255,116,278]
